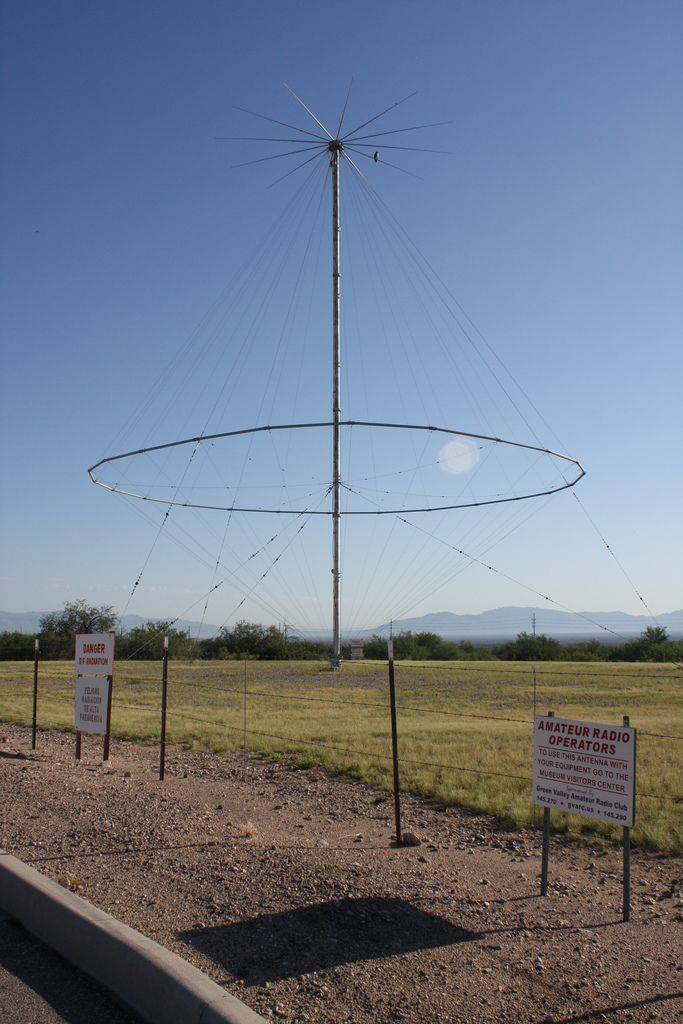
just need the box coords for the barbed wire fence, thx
[2,659,681,836]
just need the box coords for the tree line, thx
[0,601,330,661]
[0,600,681,663]
[363,626,681,662]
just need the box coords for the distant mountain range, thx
[373,606,683,640]
[2,606,682,641]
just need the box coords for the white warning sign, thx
[74,678,110,735]
[75,633,115,677]
[532,715,636,828]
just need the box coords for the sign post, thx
[74,633,115,763]
[102,675,113,764]
[622,714,633,922]
[540,711,554,896]
[532,711,636,921]
[31,638,40,750]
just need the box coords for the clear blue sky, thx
[1,1,681,634]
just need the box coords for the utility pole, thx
[330,139,343,669]
[532,612,537,638]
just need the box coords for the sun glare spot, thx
[438,438,480,474]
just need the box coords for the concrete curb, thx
[0,851,266,1024]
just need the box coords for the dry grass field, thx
[1,658,681,852]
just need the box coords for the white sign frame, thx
[75,633,115,678]
[532,714,636,828]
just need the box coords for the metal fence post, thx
[540,710,554,896]
[159,636,169,781]
[531,662,538,826]
[387,637,403,846]
[31,638,40,750]
[243,660,248,760]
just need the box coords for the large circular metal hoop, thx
[88,420,585,514]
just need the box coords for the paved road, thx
[0,914,143,1024]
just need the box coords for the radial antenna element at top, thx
[283,82,334,139]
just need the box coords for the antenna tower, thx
[88,84,586,670]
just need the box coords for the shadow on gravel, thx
[179,897,476,983]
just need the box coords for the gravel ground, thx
[0,913,143,1023]
[1,725,681,1024]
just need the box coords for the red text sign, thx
[75,633,115,677]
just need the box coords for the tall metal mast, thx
[330,140,343,669]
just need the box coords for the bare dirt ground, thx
[1,724,681,1024]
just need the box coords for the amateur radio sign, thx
[75,633,115,677]
[532,715,636,828]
